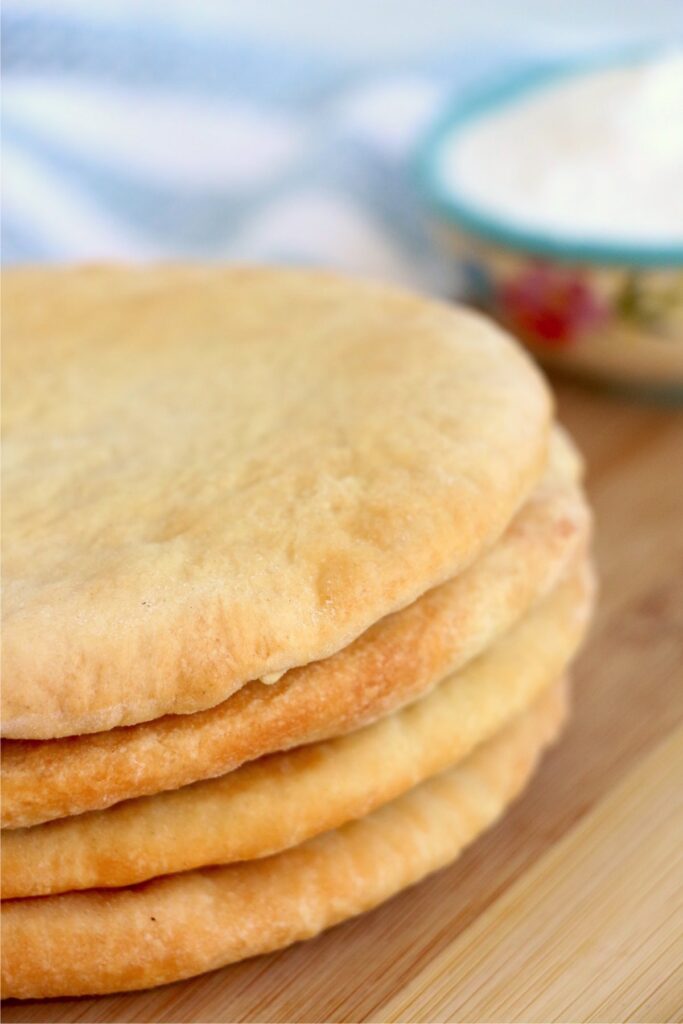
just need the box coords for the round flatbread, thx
[0,680,567,999]
[2,266,550,739]
[1,558,592,898]
[2,430,587,829]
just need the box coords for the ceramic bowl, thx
[416,59,683,399]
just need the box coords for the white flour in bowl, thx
[440,51,683,246]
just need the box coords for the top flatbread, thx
[1,428,587,829]
[2,266,550,739]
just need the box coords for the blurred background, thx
[3,0,682,293]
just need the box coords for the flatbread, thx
[0,680,567,999]
[1,431,588,829]
[2,266,550,739]
[1,558,592,898]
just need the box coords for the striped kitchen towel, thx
[2,1,593,293]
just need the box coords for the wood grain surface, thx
[3,379,683,1024]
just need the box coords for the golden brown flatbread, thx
[1,680,567,999]
[2,431,588,829]
[1,559,592,898]
[3,266,550,739]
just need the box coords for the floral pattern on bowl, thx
[443,228,683,392]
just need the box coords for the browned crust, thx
[2,439,589,829]
[1,680,568,999]
[1,559,592,898]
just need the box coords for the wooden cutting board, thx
[4,379,683,1024]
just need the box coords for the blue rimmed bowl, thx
[416,56,683,399]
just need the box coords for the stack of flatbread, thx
[1,267,594,999]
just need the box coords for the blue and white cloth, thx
[1,2,642,294]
